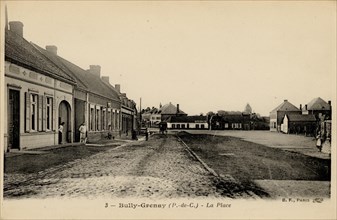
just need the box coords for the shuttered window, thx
[30,94,38,131]
[46,97,53,131]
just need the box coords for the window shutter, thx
[25,92,30,132]
[42,96,46,131]
[52,98,56,131]
[38,95,43,131]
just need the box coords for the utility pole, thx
[139,97,142,128]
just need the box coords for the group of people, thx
[58,122,87,144]
[59,122,152,145]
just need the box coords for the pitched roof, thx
[160,103,186,115]
[286,114,316,122]
[34,44,120,100]
[306,97,331,111]
[168,116,207,123]
[5,30,76,84]
[271,100,301,113]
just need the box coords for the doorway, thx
[8,89,20,150]
[58,100,71,144]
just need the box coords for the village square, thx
[1,4,334,219]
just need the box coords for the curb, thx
[176,134,260,199]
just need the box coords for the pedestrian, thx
[79,123,87,143]
[316,131,322,152]
[59,122,65,144]
[145,128,149,141]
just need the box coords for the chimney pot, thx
[9,21,24,37]
[88,65,101,77]
[177,104,180,114]
[46,45,57,55]
[115,84,121,93]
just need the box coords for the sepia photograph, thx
[0,1,336,219]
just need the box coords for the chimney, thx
[284,99,288,102]
[177,104,180,114]
[101,76,109,84]
[305,104,307,110]
[9,21,24,37]
[299,104,302,110]
[115,84,120,93]
[328,100,331,105]
[46,45,57,55]
[88,65,101,77]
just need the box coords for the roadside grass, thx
[4,145,117,174]
[177,132,331,197]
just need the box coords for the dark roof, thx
[168,116,207,123]
[271,100,301,113]
[306,97,331,111]
[5,30,76,84]
[34,44,120,100]
[286,114,316,122]
[222,114,249,122]
[160,103,186,115]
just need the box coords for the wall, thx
[167,122,209,129]
[4,61,74,151]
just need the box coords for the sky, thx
[3,1,336,116]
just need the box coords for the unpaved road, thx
[4,135,251,199]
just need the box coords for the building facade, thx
[167,116,209,129]
[4,22,76,151]
[270,99,302,132]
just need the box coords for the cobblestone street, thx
[4,135,250,199]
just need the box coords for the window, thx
[225,123,229,128]
[46,97,52,130]
[30,94,38,131]
[187,124,189,129]
[172,124,176,129]
[90,107,94,131]
[102,108,106,130]
[96,108,100,131]
[201,124,205,129]
[196,124,200,129]
[182,124,185,129]
[115,111,119,130]
[177,124,181,129]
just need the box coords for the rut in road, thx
[130,134,167,176]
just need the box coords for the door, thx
[59,101,70,143]
[8,89,20,150]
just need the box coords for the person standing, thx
[79,123,87,143]
[59,122,65,144]
[145,128,149,141]
[316,131,322,152]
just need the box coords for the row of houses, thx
[141,103,270,131]
[4,21,137,152]
[270,98,332,136]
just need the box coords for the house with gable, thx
[269,99,302,132]
[160,102,187,122]
[4,21,76,151]
[302,97,331,120]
